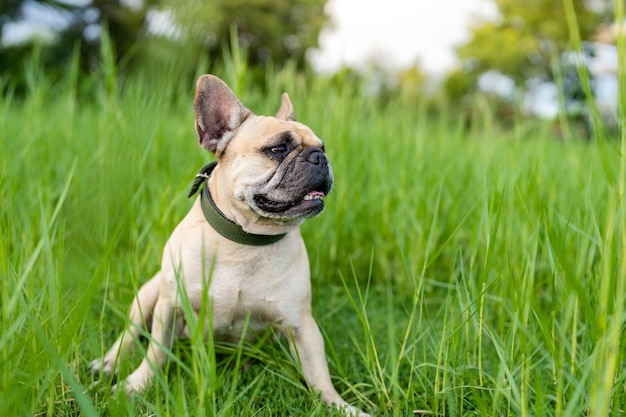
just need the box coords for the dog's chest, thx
[186,245,310,338]
[211,276,283,336]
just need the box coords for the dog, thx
[90,74,370,417]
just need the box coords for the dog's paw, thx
[336,404,371,417]
[348,406,371,417]
[120,371,150,396]
[88,357,116,376]
[109,382,139,397]
[108,380,142,397]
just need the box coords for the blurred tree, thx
[441,0,612,128]
[442,67,479,101]
[397,65,427,95]
[455,0,609,86]
[0,0,329,91]
[0,0,158,89]
[162,0,328,84]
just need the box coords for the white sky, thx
[310,0,498,75]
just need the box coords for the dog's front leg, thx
[121,297,184,395]
[289,315,371,417]
[90,272,162,376]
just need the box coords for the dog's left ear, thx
[275,93,296,121]
[194,74,252,154]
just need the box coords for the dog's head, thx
[193,75,333,233]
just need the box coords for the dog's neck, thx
[188,162,288,246]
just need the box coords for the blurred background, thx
[0,0,620,136]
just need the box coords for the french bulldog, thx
[90,74,370,416]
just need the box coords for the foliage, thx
[441,67,479,103]
[0,0,159,87]
[439,0,616,129]
[456,0,608,86]
[0,0,329,92]
[176,0,328,67]
[396,65,428,97]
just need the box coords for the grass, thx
[1,31,626,417]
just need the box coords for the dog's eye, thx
[270,144,288,154]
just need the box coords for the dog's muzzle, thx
[253,146,333,219]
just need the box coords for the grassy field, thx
[1,52,625,417]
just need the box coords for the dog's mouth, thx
[252,154,333,219]
[253,188,328,219]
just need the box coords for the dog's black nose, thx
[303,147,326,165]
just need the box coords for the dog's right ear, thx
[194,75,252,154]
[275,93,296,121]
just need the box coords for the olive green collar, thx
[188,162,287,246]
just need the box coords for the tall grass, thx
[1,12,625,416]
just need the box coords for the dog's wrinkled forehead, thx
[232,116,324,152]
